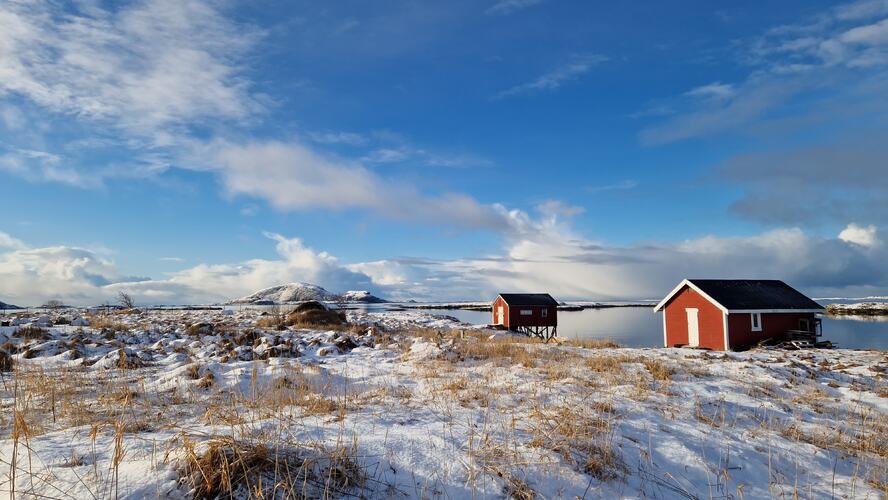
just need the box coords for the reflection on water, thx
[437,307,660,347]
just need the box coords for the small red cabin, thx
[654,279,825,351]
[493,293,559,339]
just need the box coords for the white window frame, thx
[520,309,533,316]
[541,309,548,318]
[751,312,762,332]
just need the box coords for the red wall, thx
[493,297,508,327]
[727,312,817,350]
[663,286,726,350]
[492,297,557,328]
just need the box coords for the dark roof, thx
[688,279,823,311]
[497,293,559,306]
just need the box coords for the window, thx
[520,309,533,316]
[799,319,809,332]
[541,309,548,318]
[751,312,762,332]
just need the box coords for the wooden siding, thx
[492,296,557,329]
[727,312,817,350]
[663,285,726,350]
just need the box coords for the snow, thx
[227,282,387,304]
[828,301,888,313]
[227,281,339,304]
[0,308,885,498]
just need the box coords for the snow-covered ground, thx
[0,308,886,498]
[828,302,888,315]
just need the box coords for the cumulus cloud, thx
[0,231,26,250]
[0,232,375,306]
[838,223,880,247]
[1,222,887,305]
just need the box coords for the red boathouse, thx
[654,279,825,351]
[492,293,558,339]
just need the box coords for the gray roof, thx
[497,293,559,306]
[688,279,823,311]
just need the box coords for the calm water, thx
[430,307,888,350]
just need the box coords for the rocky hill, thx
[227,283,386,304]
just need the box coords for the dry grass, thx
[14,325,50,340]
[565,338,621,349]
[643,358,674,382]
[286,308,347,328]
[180,436,367,499]
[85,315,130,332]
[527,403,626,481]
[0,349,12,371]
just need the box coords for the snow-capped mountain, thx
[227,282,339,304]
[226,283,387,304]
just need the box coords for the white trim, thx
[722,312,730,351]
[728,308,824,314]
[653,279,729,313]
[662,309,668,347]
[751,312,762,332]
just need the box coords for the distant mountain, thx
[227,282,339,304]
[0,301,22,310]
[227,283,388,305]
[339,290,387,303]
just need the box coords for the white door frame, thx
[686,308,700,347]
[497,306,505,325]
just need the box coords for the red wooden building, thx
[654,279,825,351]
[492,293,558,339]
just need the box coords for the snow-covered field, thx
[0,308,886,498]
[828,302,888,315]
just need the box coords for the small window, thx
[799,319,809,332]
[520,309,533,316]
[751,313,762,332]
[541,309,548,318]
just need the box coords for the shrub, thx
[0,349,12,371]
[286,309,346,328]
[181,437,366,499]
[14,325,49,340]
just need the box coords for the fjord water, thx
[432,307,888,350]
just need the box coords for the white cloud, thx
[838,223,880,247]
[485,0,544,16]
[0,231,26,250]
[684,82,736,100]
[194,139,509,230]
[840,18,888,44]
[495,54,608,99]
[0,0,258,141]
[1,223,887,305]
[307,131,368,146]
[641,1,888,145]
[0,1,502,230]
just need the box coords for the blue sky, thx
[1,0,887,305]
